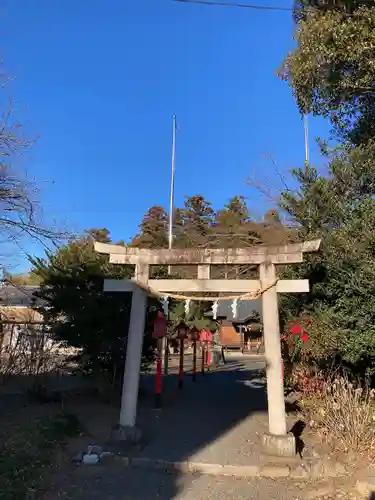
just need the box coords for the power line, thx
[173,0,374,17]
[173,0,292,11]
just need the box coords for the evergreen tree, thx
[277,0,375,377]
[131,206,168,248]
[280,154,375,374]
[176,195,215,247]
[280,1,375,146]
[212,196,251,278]
[214,196,250,247]
[31,229,154,384]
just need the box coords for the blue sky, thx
[2,0,329,267]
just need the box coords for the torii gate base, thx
[95,241,321,457]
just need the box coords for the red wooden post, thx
[178,338,184,389]
[190,327,199,382]
[201,342,205,375]
[206,342,211,367]
[199,330,213,372]
[199,329,212,375]
[177,321,188,390]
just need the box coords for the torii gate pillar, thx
[111,263,149,443]
[260,260,295,457]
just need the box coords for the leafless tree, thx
[0,72,67,268]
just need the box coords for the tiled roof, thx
[0,284,43,307]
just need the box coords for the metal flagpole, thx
[168,115,177,273]
[164,115,177,375]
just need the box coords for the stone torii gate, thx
[95,240,321,456]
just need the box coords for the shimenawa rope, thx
[131,278,279,302]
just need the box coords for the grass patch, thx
[300,374,375,456]
[0,411,81,500]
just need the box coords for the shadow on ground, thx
[134,359,269,466]
[54,357,305,499]
[2,357,305,499]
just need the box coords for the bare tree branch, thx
[0,79,69,267]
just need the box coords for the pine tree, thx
[213,196,250,248]
[176,195,215,247]
[131,206,168,248]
